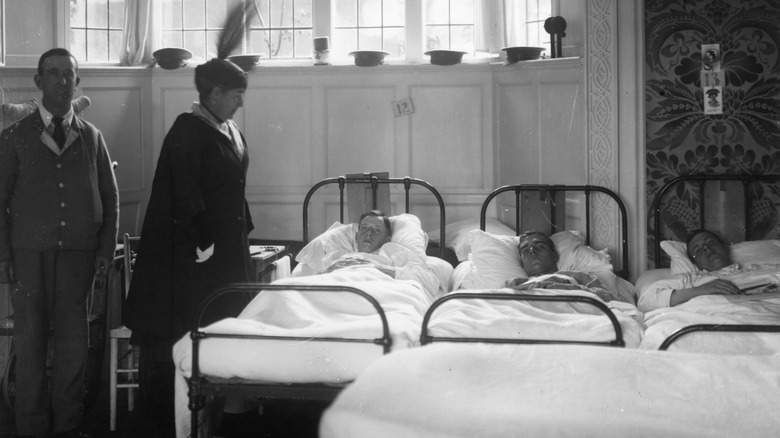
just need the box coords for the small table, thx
[250,245,288,282]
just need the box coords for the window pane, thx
[206,29,221,58]
[450,24,473,52]
[358,0,381,27]
[425,25,448,51]
[383,0,404,27]
[162,0,183,28]
[333,28,357,53]
[71,0,87,27]
[254,0,270,26]
[109,29,122,61]
[206,0,231,29]
[184,31,207,59]
[383,27,404,57]
[335,0,356,27]
[451,0,474,24]
[183,0,205,29]
[425,0,448,25]
[162,31,183,48]
[268,30,291,57]
[294,29,313,57]
[270,0,293,28]
[358,28,382,51]
[249,30,271,57]
[295,0,313,27]
[88,0,108,28]
[109,0,124,28]
[71,29,87,61]
[87,29,109,62]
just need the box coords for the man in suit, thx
[0,48,119,438]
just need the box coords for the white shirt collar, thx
[38,104,74,128]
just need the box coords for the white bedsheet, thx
[320,343,780,438]
[428,288,644,348]
[641,293,780,353]
[173,266,434,437]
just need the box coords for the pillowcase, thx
[427,218,516,262]
[462,229,614,289]
[295,213,428,273]
[2,96,91,129]
[662,239,780,275]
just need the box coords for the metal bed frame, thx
[188,283,393,436]
[188,176,448,436]
[420,292,625,348]
[479,184,630,280]
[651,173,780,350]
[652,173,780,268]
[302,175,447,259]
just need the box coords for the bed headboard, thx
[302,176,446,258]
[479,184,629,279]
[651,174,780,269]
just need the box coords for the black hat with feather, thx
[195,1,256,95]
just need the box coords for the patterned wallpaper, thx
[644,0,780,263]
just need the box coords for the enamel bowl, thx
[501,46,545,64]
[425,50,467,66]
[349,51,390,67]
[152,48,192,70]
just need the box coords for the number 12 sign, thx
[392,97,415,117]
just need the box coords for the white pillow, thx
[295,213,428,273]
[462,229,614,289]
[427,218,515,262]
[552,230,612,272]
[662,239,780,275]
[468,230,526,289]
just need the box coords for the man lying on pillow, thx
[315,210,441,296]
[504,231,618,302]
[638,229,780,312]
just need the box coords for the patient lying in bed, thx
[639,230,780,312]
[505,231,619,302]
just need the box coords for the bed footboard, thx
[658,323,780,351]
[419,292,625,347]
[188,283,393,436]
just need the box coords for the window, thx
[424,0,476,53]
[70,0,126,63]
[67,0,554,64]
[333,0,405,56]
[160,0,314,60]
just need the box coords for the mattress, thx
[320,343,780,438]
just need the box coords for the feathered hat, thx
[195,1,257,92]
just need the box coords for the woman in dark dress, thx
[123,57,255,430]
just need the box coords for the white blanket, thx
[173,267,434,437]
[641,293,780,353]
[320,344,780,438]
[429,287,644,348]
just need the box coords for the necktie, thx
[52,116,66,149]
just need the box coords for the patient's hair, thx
[518,230,556,254]
[685,229,726,260]
[358,210,392,235]
[38,48,78,76]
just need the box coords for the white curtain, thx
[475,0,522,54]
[119,0,153,66]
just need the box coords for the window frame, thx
[60,0,558,66]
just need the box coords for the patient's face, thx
[356,216,390,253]
[519,233,558,277]
[688,231,731,271]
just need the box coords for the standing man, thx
[0,48,119,438]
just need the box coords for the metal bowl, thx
[501,46,545,64]
[349,51,390,67]
[152,48,192,70]
[228,54,262,72]
[424,50,467,66]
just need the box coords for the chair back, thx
[122,233,140,299]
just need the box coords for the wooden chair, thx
[109,233,140,431]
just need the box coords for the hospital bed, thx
[638,173,780,352]
[175,175,450,437]
[440,184,643,348]
[316,179,780,437]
